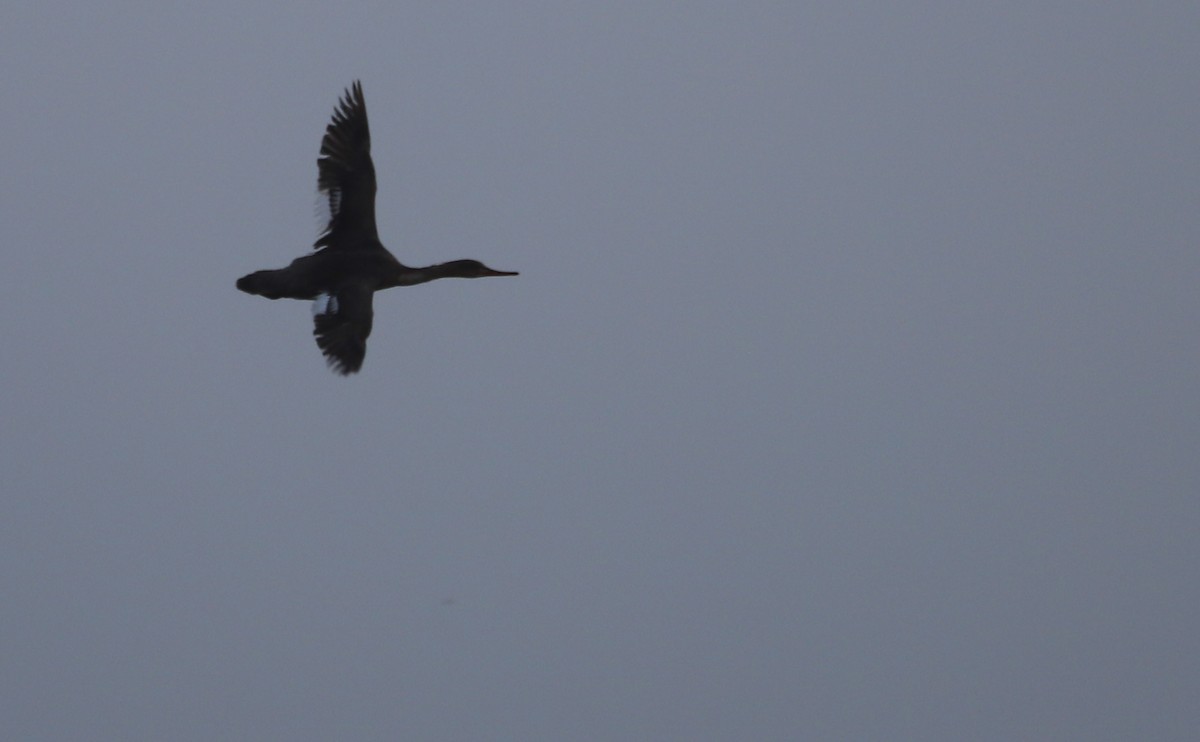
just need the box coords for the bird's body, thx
[237,81,517,374]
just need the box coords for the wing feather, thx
[312,286,375,375]
[314,81,379,251]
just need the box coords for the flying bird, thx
[237,81,517,374]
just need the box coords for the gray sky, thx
[2,3,1197,740]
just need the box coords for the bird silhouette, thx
[237,81,517,374]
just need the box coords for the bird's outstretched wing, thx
[314,81,379,251]
[312,286,375,375]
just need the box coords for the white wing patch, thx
[312,292,339,317]
[313,192,337,238]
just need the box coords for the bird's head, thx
[442,259,519,278]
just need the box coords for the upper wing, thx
[312,286,375,375]
[314,81,379,251]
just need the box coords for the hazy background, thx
[2,3,1197,740]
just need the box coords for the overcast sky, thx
[2,3,1197,740]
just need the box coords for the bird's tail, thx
[236,269,288,299]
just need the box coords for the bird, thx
[237,81,517,375]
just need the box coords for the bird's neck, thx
[393,262,455,287]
